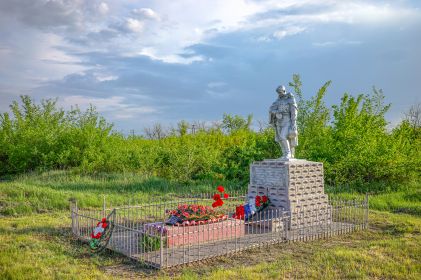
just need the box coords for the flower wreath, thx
[233,195,270,221]
[89,214,114,252]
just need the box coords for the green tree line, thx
[0,76,419,192]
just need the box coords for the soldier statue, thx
[269,85,298,159]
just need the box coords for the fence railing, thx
[70,193,368,269]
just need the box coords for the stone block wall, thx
[248,159,332,228]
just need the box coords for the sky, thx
[0,0,420,134]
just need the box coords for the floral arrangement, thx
[255,195,269,208]
[165,186,229,226]
[212,185,229,208]
[167,204,227,226]
[89,217,111,250]
[91,217,108,239]
[233,195,270,220]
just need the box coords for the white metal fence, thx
[70,193,368,269]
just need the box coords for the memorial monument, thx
[269,85,298,159]
[248,85,331,229]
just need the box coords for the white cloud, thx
[0,24,86,90]
[312,40,362,47]
[132,8,160,21]
[125,18,144,33]
[273,26,306,39]
[1,0,419,66]
[94,73,119,82]
[133,47,204,64]
[60,95,157,120]
[98,2,109,15]
[111,0,419,62]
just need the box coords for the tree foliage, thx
[0,96,113,174]
[221,113,253,134]
[1,80,419,192]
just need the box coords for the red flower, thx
[91,232,102,239]
[223,193,229,199]
[213,193,221,201]
[262,196,268,203]
[255,196,262,207]
[217,185,225,193]
[182,212,190,218]
[101,222,108,229]
[101,218,106,223]
[212,198,224,208]
[234,205,245,219]
[191,205,199,212]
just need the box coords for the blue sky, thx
[0,0,420,133]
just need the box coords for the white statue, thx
[269,85,298,159]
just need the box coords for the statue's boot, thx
[279,140,291,159]
[290,147,295,159]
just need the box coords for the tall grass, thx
[0,170,246,215]
[1,171,420,216]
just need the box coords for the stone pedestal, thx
[248,159,332,229]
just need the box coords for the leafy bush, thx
[0,96,112,175]
[1,76,420,193]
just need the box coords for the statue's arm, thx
[290,99,298,131]
[269,102,277,125]
[269,112,275,125]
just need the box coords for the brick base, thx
[166,219,245,247]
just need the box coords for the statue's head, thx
[276,85,286,97]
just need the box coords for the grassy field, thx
[0,171,420,279]
[1,211,420,279]
[1,171,420,216]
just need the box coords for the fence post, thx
[75,200,79,237]
[160,230,164,268]
[103,195,106,217]
[70,200,75,235]
[364,193,369,229]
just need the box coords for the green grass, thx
[330,186,421,216]
[1,170,420,216]
[0,213,108,279]
[0,171,420,279]
[0,170,245,216]
[0,211,419,279]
